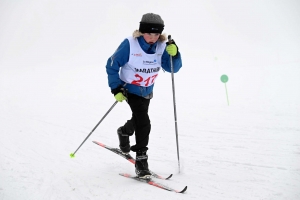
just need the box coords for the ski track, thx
[1,63,299,200]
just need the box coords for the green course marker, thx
[220,75,229,105]
[70,153,75,158]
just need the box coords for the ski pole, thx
[70,101,118,158]
[168,35,181,173]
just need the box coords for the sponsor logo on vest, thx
[134,67,160,73]
[132,53,142,57]
[143,59,157,65]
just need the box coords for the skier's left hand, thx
[166,40,178,56]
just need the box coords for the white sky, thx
[0,0,299,68]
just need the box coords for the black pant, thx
[122,93,151,152]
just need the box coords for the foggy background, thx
[1,0,299,69]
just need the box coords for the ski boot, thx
[135,150,151,179]
[117,127,130,154]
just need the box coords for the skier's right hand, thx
[112,86,127,102]
[114,92,127,102]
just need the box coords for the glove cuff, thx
[111,86,127,96]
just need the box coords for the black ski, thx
[119,173,187,193]
[93,141,173,180]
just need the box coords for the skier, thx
[106,13,182,179]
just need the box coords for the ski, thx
[119,173,187,193]
[92,141,172,180]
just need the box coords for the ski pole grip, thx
[168,35,173,43]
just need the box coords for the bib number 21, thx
[131,74,158,86]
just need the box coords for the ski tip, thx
[166,174,173,180]
[151,172,173,180]
[179,186,188,193]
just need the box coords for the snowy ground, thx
[1,1,300,200]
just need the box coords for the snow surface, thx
[1,0,300,199]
